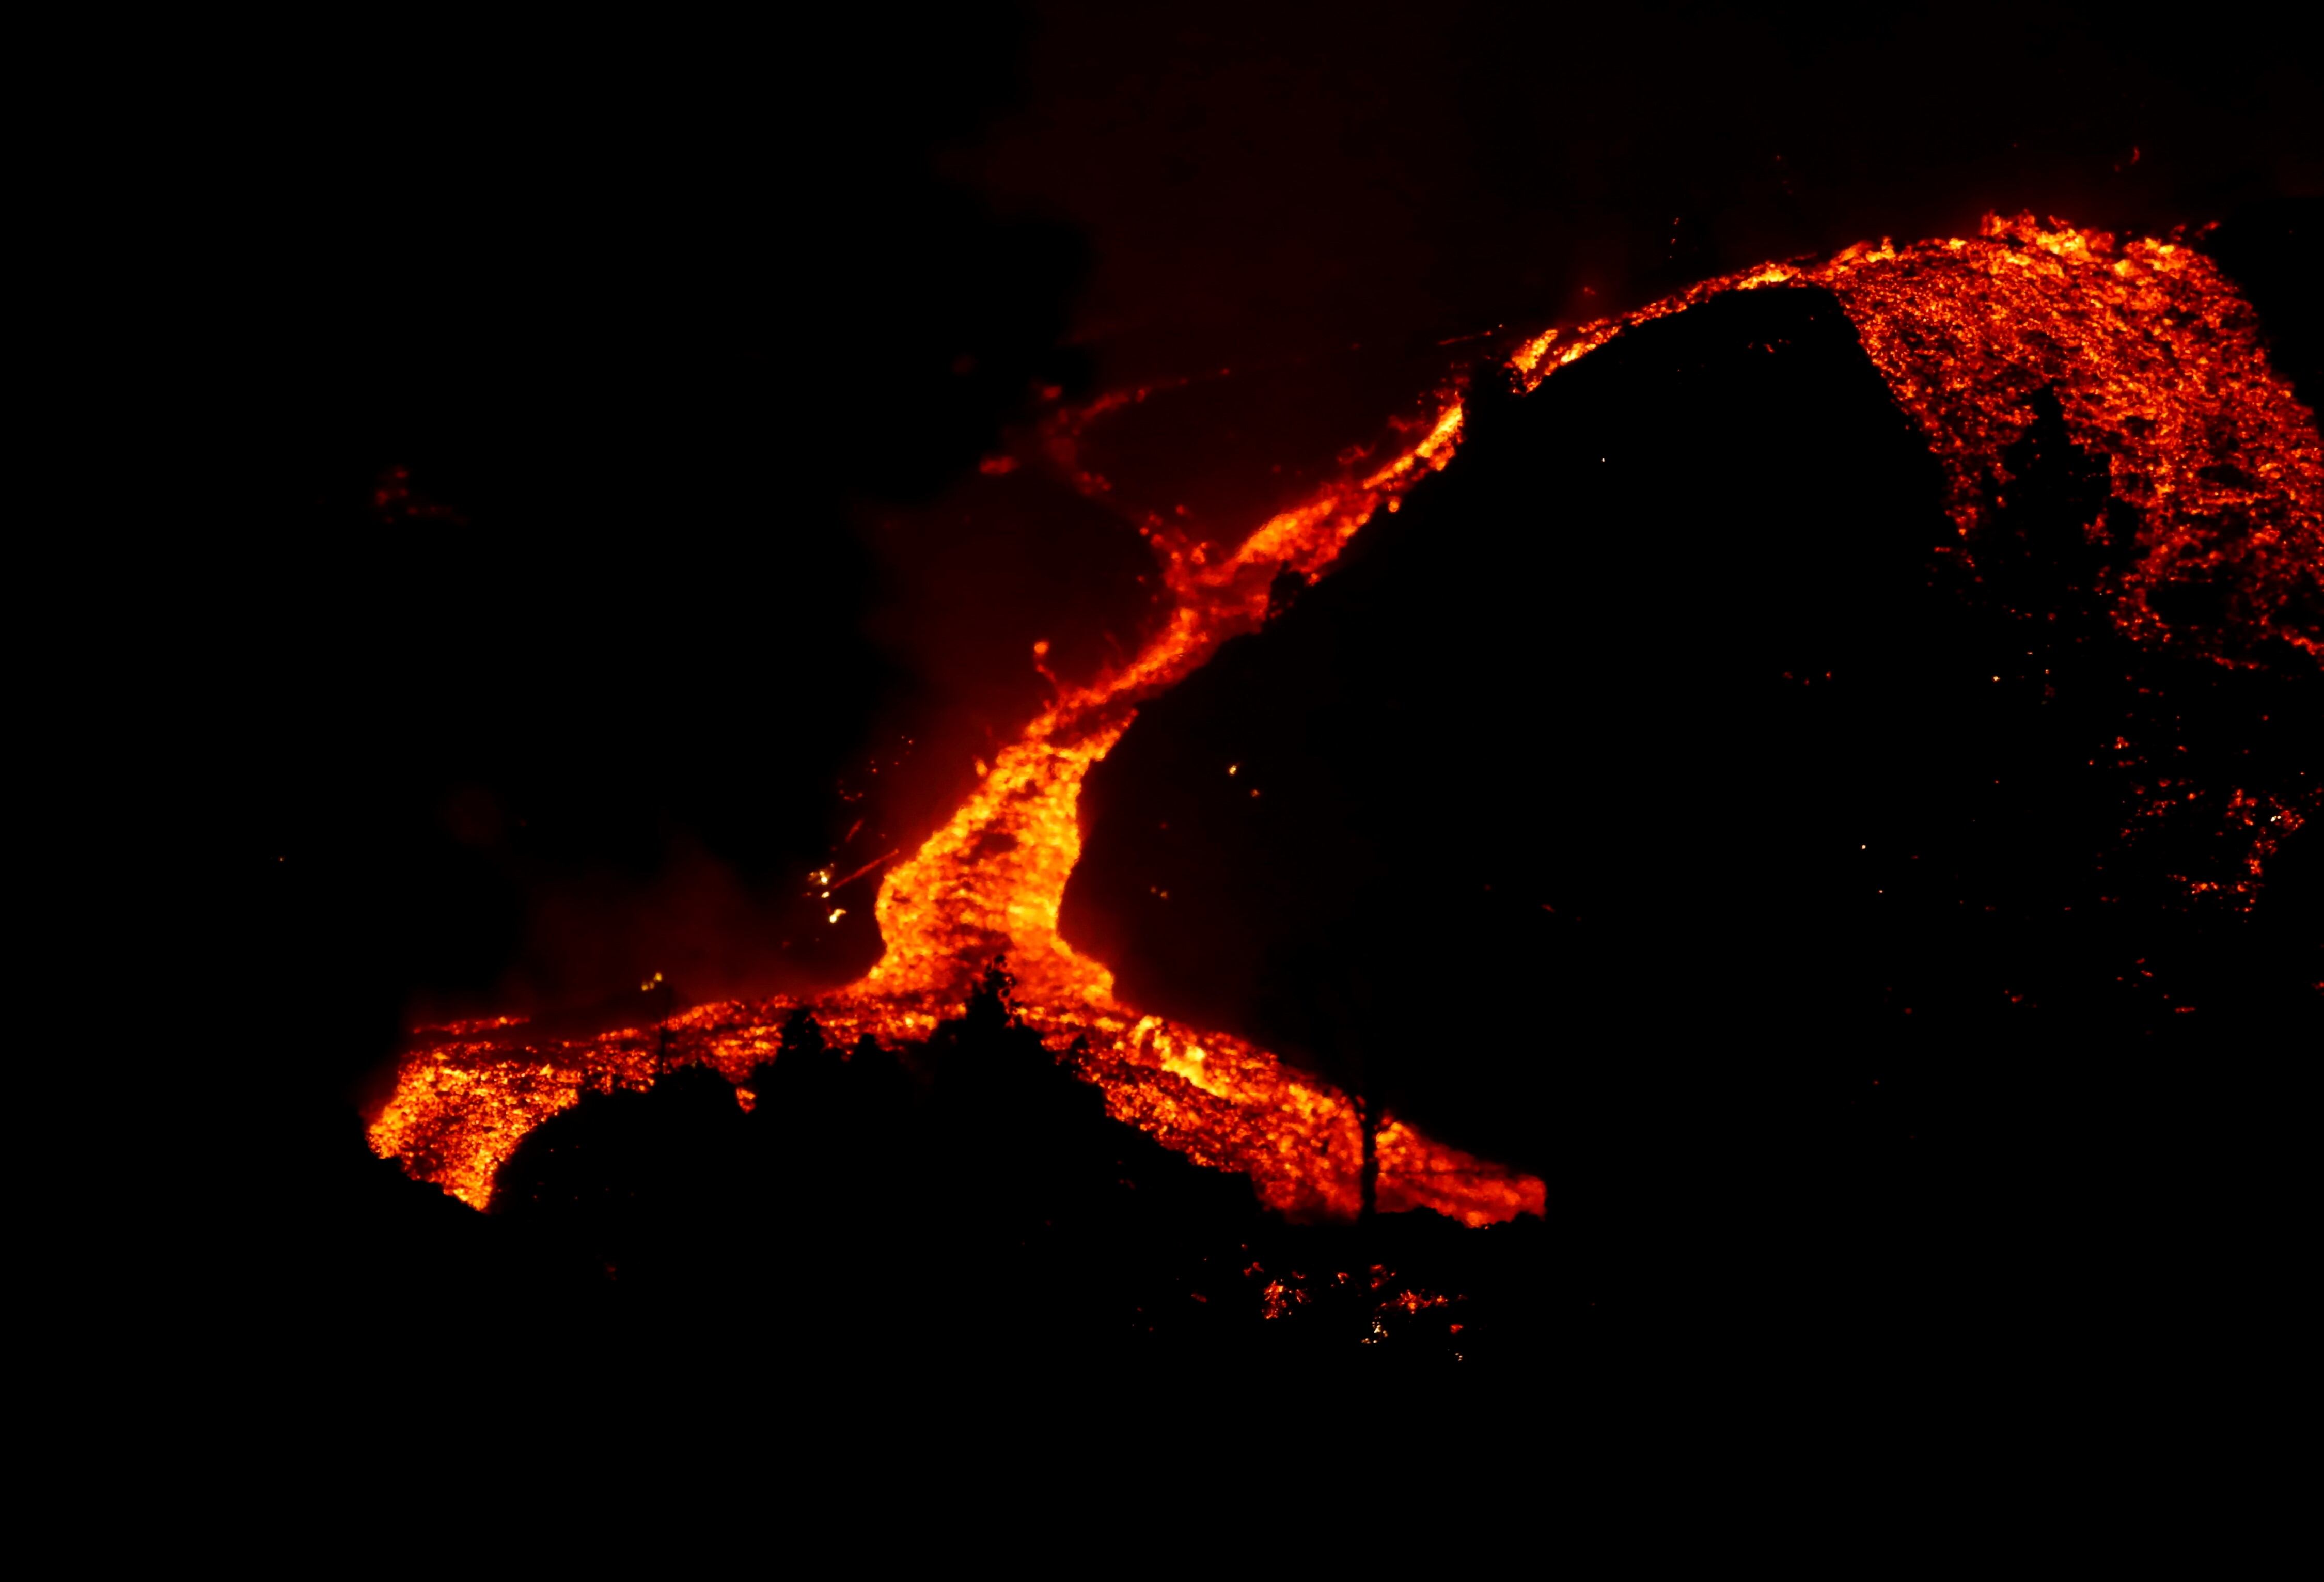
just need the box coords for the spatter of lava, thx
[371,214,2319,1221]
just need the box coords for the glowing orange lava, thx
[371,214,2319,1223]
[1516,215,2322,660]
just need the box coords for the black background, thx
[70,5,2317,1352]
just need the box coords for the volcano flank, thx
[1065,281,2319,1308]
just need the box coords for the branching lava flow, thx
[371,214,2319,1225]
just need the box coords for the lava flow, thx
[371,213,2319,1223]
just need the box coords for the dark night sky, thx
[107,5,2315,1182]
[970,1,2317,382]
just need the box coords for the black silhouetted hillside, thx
[478,966,1554,1361]
[2207,198,2324,419]
[1063,283,2319,1341]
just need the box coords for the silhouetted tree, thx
[492,1063,752,1303]
[749,1006,844,1125]
[1266,563,1307,624]
[1980,384,2116,616]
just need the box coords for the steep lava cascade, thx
[372,214,2319,1222]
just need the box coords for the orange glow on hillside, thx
[370,214,2319,1223]
[1517,214,2322,660]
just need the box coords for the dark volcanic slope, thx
[1063,284,2317,1303]
[1065,286,1945,1159]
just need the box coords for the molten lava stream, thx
[372,213,2318,1225]
[368,394,1519,1222]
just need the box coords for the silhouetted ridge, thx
[1065,283,2319,1333]
[472,966,1541,1358]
